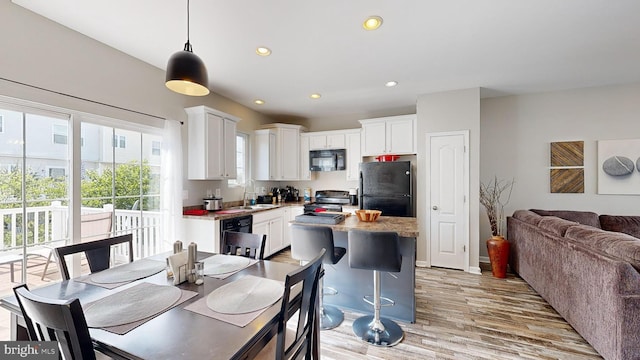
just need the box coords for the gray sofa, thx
[507,209,640,360]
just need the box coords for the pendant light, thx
[165,0,209,96]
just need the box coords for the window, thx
[152,141,161,156]
[112,134,126,148]
[53,124,68,144]
[48,167,66,178]
[228,133,248,187]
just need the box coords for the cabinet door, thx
[223,118,237,178]
[206,113,225,178]
[251,220,270,254]
[279,128,299,180]
[253,130,276,180]
[308,135,327,150]
[387,117,415,154]
[361,122,386,156]
[268,217,284,255]
[326,134,345,149]
[346,131,361,181]
[300,136,312,180]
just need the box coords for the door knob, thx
[432,206,438,210]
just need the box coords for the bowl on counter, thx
[355,209,382,222]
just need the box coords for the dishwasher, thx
[219,215,253,252]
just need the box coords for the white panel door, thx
[429,132,468,270]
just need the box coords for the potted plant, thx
[480,176,514,278]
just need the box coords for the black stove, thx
[304,190,349,213]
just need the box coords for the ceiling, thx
[12,0,640,120]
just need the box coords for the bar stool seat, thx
[348,229,404,347]
[291,224,346,330]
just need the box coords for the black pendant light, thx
[165,0,209,96]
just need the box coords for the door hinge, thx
[463,195,466,203]
[463,245,466,252]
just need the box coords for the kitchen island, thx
[290,215,417,323]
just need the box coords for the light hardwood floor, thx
[270,250,602,360]
[1,251,602,359]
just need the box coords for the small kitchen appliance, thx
[203,197,223,211]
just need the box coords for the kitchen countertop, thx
[291,215,418,238]
[183,201,307,221]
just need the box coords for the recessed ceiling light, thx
[385,81,398,87]
[256,47,271,56]
[254,99,265,105]
[363,16,383,31]
[310,93,321,99]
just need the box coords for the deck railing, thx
[0,202,165,259]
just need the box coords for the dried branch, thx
[480,176,514,236]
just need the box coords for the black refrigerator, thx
[359,161,413,217]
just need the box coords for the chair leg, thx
[41,251,53,281]
[318,275,343,330]
[352,270,404,347]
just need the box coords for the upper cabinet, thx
[299,134,313,181]
[254,123,306,181]
[185,106,240,180]
[309,133,346,150]
[345,129,361,181]
[359,114,416,156]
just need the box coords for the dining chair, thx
[255,248,325,360]
[13,284,111,360]
[54,234,134,280]
[221,231,266,260]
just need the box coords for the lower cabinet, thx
[252,208,285,257]
[182,218,221,253]
[283,206,304,247]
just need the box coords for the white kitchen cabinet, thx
[182,217,220,253]
[255,123,306,181]
[299,134,313,180]
[252,208,285,257]
[185,106,240,180]
[283,206,304,247]
[345,130,361,181]
[309,132,346,150]
[359,114,416,156]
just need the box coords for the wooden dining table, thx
[0,252,308,360]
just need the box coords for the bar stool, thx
[348,229,403,347]
[291,224,346,330]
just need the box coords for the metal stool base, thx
[352,315,404,347]
[320,304,344,330]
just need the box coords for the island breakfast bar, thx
[290,215,418,323]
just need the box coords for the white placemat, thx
[206,275,284,314]
[84,282,182,328]
[202,254,252,276]
[89,258,166,284]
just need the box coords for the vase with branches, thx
[479,176,514,237]
[479,176,514,278]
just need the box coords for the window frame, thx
[228,132,249,187]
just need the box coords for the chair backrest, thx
[80,212,113,243]
[348,229,402,272]
[221,231,266,260]
[275,248,324,360]
[13,284,96,360]
[290,224,339,264]
[54,234,134,280]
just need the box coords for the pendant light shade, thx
[165,0,209,96]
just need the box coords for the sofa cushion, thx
[537,216,578,237]
[599,215,640,239]
[565,225,640,271]
[530,209,601,229]
[512,210,543,226]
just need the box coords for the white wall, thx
[0,1,275,209]
[480,82,640,256]
[417,88,481,270]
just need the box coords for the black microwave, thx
[309,149,346,171]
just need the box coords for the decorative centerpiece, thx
[480,176,514,278]
[355,209,382,222]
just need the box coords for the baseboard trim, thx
[469,266,482,275]
[479,256,489,264]
[416,260,429,268]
